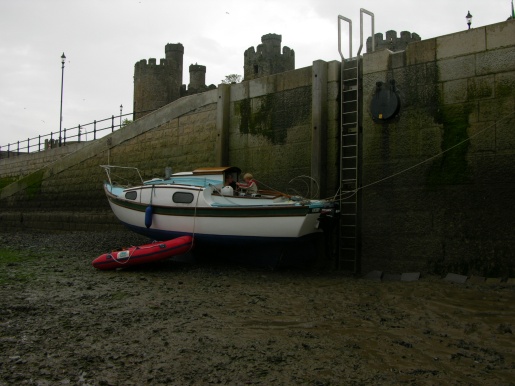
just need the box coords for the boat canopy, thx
[192,166,241,176]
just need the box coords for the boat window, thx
[173,192,194,204]
[125,191,137,200]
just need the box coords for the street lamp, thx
[59,52,66,147]
[466,11,473,30]
[120,104,123,129]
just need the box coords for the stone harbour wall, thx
[360,20,515,275]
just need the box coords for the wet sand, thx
[1,231,514,385]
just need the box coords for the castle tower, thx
[133,43,184,120]
[164,43,184,102]
[366,31,421,53]
[243,33,295,81]
[188,64,206,92]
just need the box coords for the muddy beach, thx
[0,230,514,385]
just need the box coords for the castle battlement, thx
[366,30,421,53]
[244,33,295,81]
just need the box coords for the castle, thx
[243,33,295,80]
[132,30,418,120]
[133,34,295,119]
[366,30,421,52]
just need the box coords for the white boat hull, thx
[106,189,323,243]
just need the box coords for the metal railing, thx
[0,109,154,159]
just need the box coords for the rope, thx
[324,111,515,201]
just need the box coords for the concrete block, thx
[383,273,401,281]
[364,270,383,280]
[363,49,391,75]
[327,60,340,83]
[281,66,312,91]
[469,276,486,284]
[401,272,420,282]
[391,51,406,69]
[444,273,468,284]
[437,27,486,60]
[248,78,269,98]
[406,38,436,66]
[485,277,502,284]
[229,83,247,102]
[486,20,515,50]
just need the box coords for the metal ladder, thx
[337,10,374,273]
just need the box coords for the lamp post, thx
[466,11,473,30]
[59,52,66,147]
[119,104,123,129]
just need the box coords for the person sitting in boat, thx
[237,173,258,195]
[225,174,238,190]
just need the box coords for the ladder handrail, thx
[337,15,352,61]
[358,8,375,57]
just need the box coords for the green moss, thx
[426,103,473,186]
[467,80,492,99]
[0,249,37,284]
[235,88,311,145]
[0,176,18,190]
[496,83,514,98]
[22,170,45,198]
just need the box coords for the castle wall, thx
[360,20,515,275]
[133,43,184,120]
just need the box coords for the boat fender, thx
[145,205,153,228]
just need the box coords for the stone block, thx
[476,46,515,76]
[280,66,312,91]
[406,38,436,66]
[469,121,496,152]
[363,49,391,75]
[469,275,486,284]
[391,51,406,69]
[467,75,494,100]
[444,273,468,283]
[495,71,515,97]
[383,273,401,281]
[364,270,383,280]
[436,27,486,60]
[438,55,476,82]
[401,272,420,281]
[486,20,515,50]
[327,60,340,83]
[443,79,468,104]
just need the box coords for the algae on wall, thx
[235,87,311,145]
[426,103,473,186]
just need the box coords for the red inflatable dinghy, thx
[92,236,193,270]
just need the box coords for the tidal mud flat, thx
[1,230,514,385]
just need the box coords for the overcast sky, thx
[1,0,512,148]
